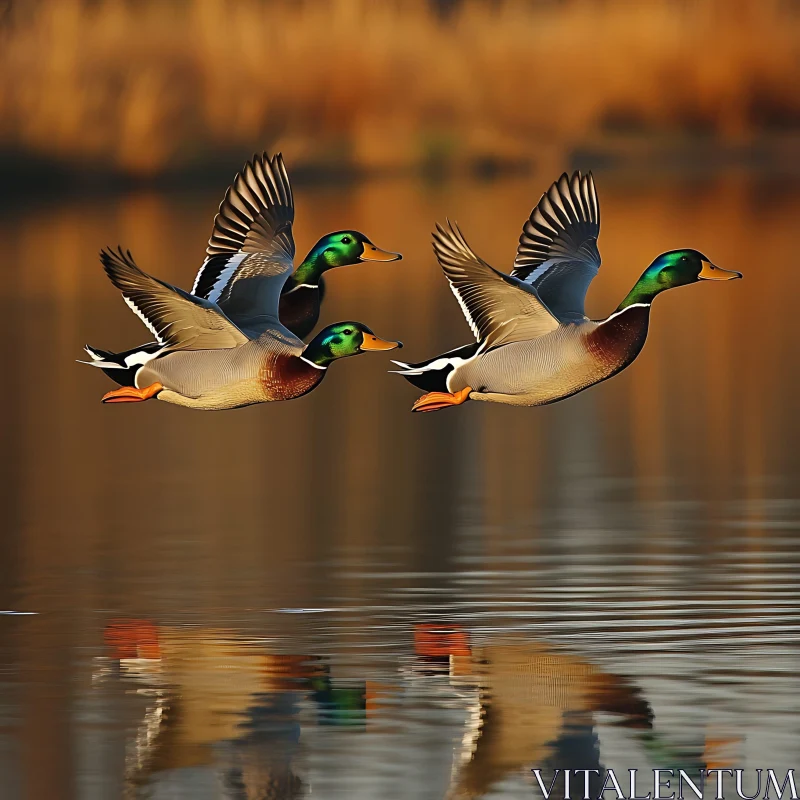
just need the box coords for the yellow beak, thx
[699,260,742,281]
[360,333,403,351]
[360,243,402,262]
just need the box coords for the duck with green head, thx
[82,247,401,409]
[189,153,401,340]
[392,171,741,411]
[280,230,401,339]
[84,153,401,385]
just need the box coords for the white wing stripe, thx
[190,265,204,294]
[206,253,247,303]
[123,296,163,344]
[448,282,481,341]
[522,257,567,285]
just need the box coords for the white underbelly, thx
[452,332,610,407]
[136,347,268,409]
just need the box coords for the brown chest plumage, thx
[278,285,322,339]
[585,305,650,373]
[259,353,325,401]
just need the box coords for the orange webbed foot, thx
[411,386,472,413]
[102,382,163,404]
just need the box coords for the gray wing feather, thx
[102,247,249,351]
[192,152,295,335]
[433,221,559,349]
[511,171,601,322]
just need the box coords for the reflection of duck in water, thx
[103,620,369,799]
[414,625,653,800]
[413,626,738,800]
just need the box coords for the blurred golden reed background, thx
[1,0,799,183]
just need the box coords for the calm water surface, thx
[0,173,799,799]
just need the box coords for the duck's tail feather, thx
[78,342,163,386]
[82,344,119,363]
[389,342,479,393]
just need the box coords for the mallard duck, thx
[82,246,401,409]
[392,172,741,412]
[82,153,401,409]
[190,153,401,340]
[84,152,401,385]
[273,230,401,340]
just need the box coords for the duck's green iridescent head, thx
[294,231,402,284]
[649,249,741,286]
[618,249,741,310]
[304,322,403,367]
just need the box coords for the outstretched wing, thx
[102,247,249,351]
[432,221,559,349]
[511,171,601,322]
[191,152,295,336]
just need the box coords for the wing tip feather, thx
[204,151,295,259]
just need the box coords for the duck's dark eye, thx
[681,256,688,262]
[343,328,353,336]
[341,236,352,244]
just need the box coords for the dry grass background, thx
[1,0,799,180]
